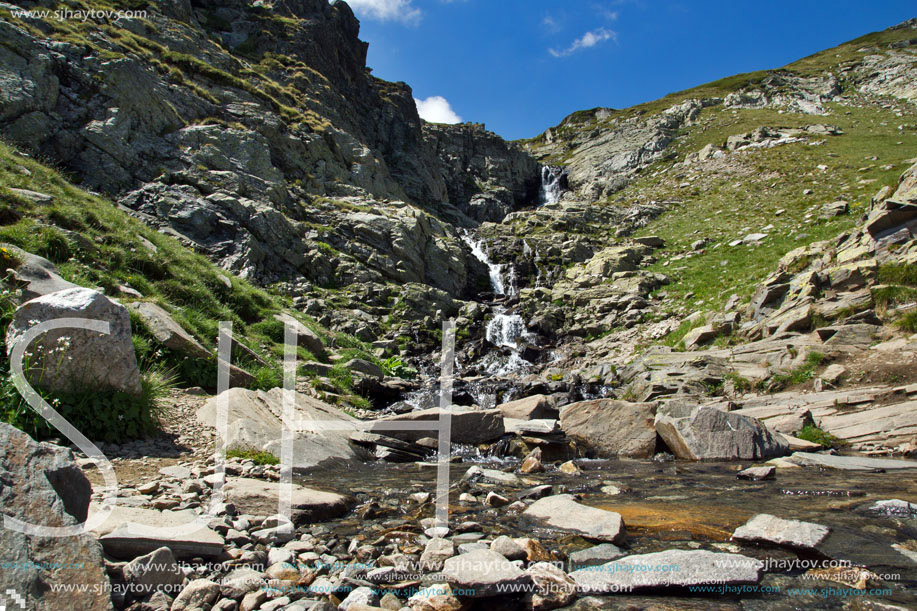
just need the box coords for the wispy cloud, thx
[549,27,616,57]
[414,96,462,124]
[542,14,561,33]
[345,0,422,25]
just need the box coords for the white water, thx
[460,231,513,296]
[486,309,525,347]
[540,165,565,205]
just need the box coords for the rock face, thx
[570,549,764,593]
[732,514,830,551]
[0,423,112,610]
[0,2,538,296]
[654,406,789,461]
[522,495,626,543]
[560,399,658,458]
[5,287,142,395]
[196,388,370,470]
[440,549,533,598]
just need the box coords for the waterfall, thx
[539,165,566,206]
[486,309,525,347]
[460,231,508,295]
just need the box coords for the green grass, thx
[877,263,917,286]
[796,424,843,448]
[766,351,825,391]
[226,447,280,465]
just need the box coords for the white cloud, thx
[414,96,462,124]
[549,27,616,57]
[345,0,422,24]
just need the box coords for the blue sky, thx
[345,0,916,140]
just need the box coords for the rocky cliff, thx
[0,0,538,298]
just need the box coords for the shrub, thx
[226,447,279,465]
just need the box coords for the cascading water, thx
[539,165,566,206]
[459,229,534,376]
[460,231,507,295]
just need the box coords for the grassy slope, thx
[521,21,916,318]
[632,102,915,313]
[0,139,382,437]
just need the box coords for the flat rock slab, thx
[368,406,504,444]
[464,466,521,486]
[197,387,369,470]
[89,505,224,560]
[732,514,830,551]
[860,499,917,517]
[570,549,763,593]
[568,544,626,569]
[784,452,917,471]
[223,477,350,524]
[441,549,532,598]
[522,495,625,543]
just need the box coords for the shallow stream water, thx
[297,457,917,608]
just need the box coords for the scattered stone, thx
[484,491,510,508]
[127,301,211,359]
[558,460,580,474]
[520,448,545,474]
[463,465,520,485]
[407,583,465,611]
[0,243,78,300]
[522,495,625,543]
[123,546,184,598]
[732,514,830,551]
[369,407,505,444]
[525,562,577,610]
[490,536,526,561]
[420,538,455,571]
[339,586,380,610]
[861,499,917,517]
[171,579,220,611]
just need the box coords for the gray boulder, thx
[6,287,142,395]
[0,423,112,610]
[654,406,788,460]
[273,313,326,359]
[223,477,351,525]
[560,399,658,458]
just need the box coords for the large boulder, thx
[5,287,142,395]
[196,387,370,470]
[654,406,789,461]
[88,505,224,560]
[560,399,658,458]
[0,423,113,610]
[367,406,505,444]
